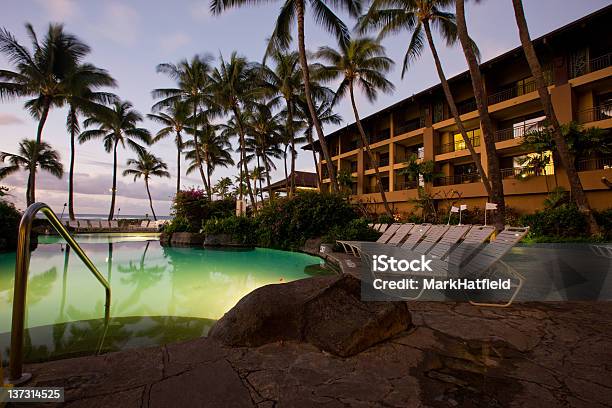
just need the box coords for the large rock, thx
[203,233,253,248]
[209,274,411,357]
[170,232,204,246]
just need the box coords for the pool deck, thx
[21,300,612,407]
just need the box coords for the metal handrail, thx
[7,202,111,385]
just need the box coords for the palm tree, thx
[147,101,191,195]
[63,63,117,220]
[211,0,364,193]
[123,150,170,221]
[183,124,234,198]
[0,139,63,204]
[152,55,215,191]
[213,177,233,199]
[510,0,599,234]
[209,52,260,206]
[0,23,89,205]
[79,101,151,220]
[316,36,394,217]
[454,0,505,231]
[359,0,494,202]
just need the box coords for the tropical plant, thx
[0,23,89,205]
[213,177,234,199]
[153,55,215,190]
[210,0,365,192]
[183,123,234,198]
[511,0,599,234]
[122,150,170,221]
[359,0,494,206]
[398,154,441,184]
[79,100,151,220]
[316,36,394,216]
[63,63,117,220]
[454,0,505,231]
[148,100,191,194]
[0,139,64,204]
[337,169,355,196]
[209,52,260,205]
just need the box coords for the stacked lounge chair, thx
[338,223,402,256]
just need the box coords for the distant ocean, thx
[54,213,172,220]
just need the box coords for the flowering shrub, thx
[168,188,234,233]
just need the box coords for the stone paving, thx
[21,300,612,407]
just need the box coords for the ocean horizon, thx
[54,213,172,220]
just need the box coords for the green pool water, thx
[0,234,329,362]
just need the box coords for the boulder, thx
[159,232,171,247]
[203,233,253,248]
[170,232,204,246]
[209,274,411,357]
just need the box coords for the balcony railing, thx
[394,180,419,191]
[576,156,612,171]
[570,53,612,78]
[395,150,425,163]
[488,80,537,105]
[434,173,481,186]
[363,185,389,194]
[342,140,359,153]
[457,99,477,115]
[367,129,390,144]
[436,136,480,155]
[394,118,424,136]
[578,103,612,123]
[494,120,548,142]
[499,167,545,179]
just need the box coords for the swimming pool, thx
[0,234,330,362]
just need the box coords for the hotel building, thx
[304,6,612,215]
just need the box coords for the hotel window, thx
[433,101,444,123]
[453,128,481,151]
[516,77,533,96]
[513,115,547,138]
[514,151,555,176]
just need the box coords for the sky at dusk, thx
[0,0,609,216]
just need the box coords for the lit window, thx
[453,128,481,151]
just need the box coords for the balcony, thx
[394,118,424,136]
[363,185,389,194]
[395,149,425,163]
[394,180,419,191]
[578,103,612,124]
[436,136,480,155]
[576,156,612,171]
[570,53,612,78]
[487,80,539,105]
[434,173,481,186]
[457,98,477,115]
[495,120,548,142]
[499,167,544,179]
[367,129,391,144]
[341,139,359,153]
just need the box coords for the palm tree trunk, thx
[264,158,273,199]
[27,100,51,205]
[256,154,265,202]
[287,101,296,196]
[511,0,599,235]
[455,0,505,231]
[422,21,493,200]
[176,131,182,195]
[349,83,393,217]
[295,0,338,193]
[306,127,321,189]
[145,177,157,221]
[68,107,77,220]
[192,102,209,191]
[108,139,119,221]
[232,106,257,206]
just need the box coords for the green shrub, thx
[322,218,381,251]
[377,214,395,225]
[203,216,258,245]
[520,204,588,239]
[0,200,21,252]
[163,215,190,234]
[255,191,358,250]
[171,188,234,232]
[594,209,612,240]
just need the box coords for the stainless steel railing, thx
[6,202,111,385]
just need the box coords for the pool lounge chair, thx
[77,220,90,232]
[378,224,389,232]
[89,220,101,231]
[386,223,415,246]
[400,224,432,251]
[372,223,381,231]
[410,224,451,255]
[110,220,119,230]
[423,224,473,260]
[342,223,427,258]
[68,220,79,231]
[338,223,402,256]
[100,220,110,230]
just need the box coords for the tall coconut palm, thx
[152,55,215,191]
[316,36,394,217]
[510,0,599,234]
[183,124,234,198]
[79,101,151,220]
[63,63,117,220]
[359,0,494,202]
[454,0,505,230]
[123,150,170,221]
[0,23,89,205]
[147,101,191,195]
[213,177,233,199]
[0,139,63,204]
[209,52,260,206]
[296,95,342,188]
[211,0,364,193]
